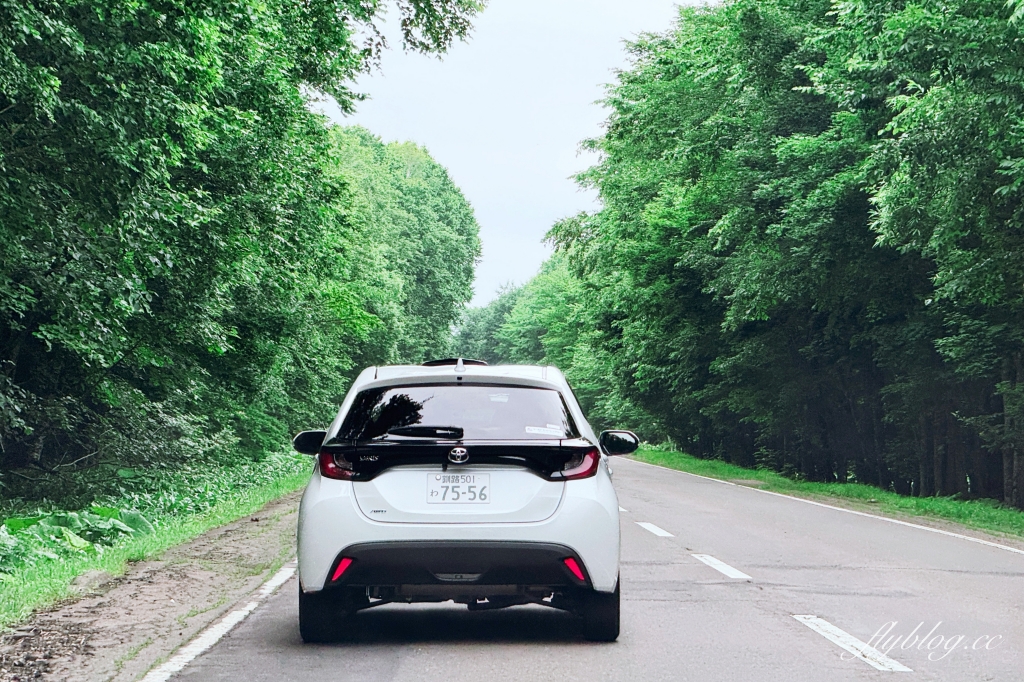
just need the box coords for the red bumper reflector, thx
[563,557,585,582]
[331,557,353,581]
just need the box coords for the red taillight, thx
[552,446,601,480]
[331,557,353,581]
[318,450,355,480]
[563,557,586,582]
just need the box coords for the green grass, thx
[632,447,1024,541]
[0,470,310,631]
[113,637,153,675]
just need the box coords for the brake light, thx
[319,450,355,480]
[331,557,353,581]
[552,446,601,480]
[563,557,586,582]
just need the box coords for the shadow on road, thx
[305,604,590,645]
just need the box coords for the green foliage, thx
[493,255,582,367]
[331,127,481,365]
[0,0,482,507]
[0,457,310,630]
[0,450,308,578]
[481,0,1024,508]
[453,284,523,364]
[0,510,134,573]
[0,0,482,600]
[457,255,664,436]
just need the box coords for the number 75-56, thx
[440,485,488,501]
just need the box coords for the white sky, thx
[316,0,686,305]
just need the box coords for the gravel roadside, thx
[0,490,302,682]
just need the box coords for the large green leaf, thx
[119,511,154,535]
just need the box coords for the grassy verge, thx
[632,447,1024,541]
[0,470,309,631]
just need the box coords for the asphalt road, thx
[171,458,1024,681]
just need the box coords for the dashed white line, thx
[140,560,296,682]
[621,458,1024,557]
[691,554,752,580]
[618,506,628,512]
[636,521,674,537]
[793,615,913,672]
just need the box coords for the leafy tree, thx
[808,0,1024,504]
[487,0,1024,508]
[329,126,481,365]
[453,284,522,364]
[462,255,664,437]
[0,0,483,506]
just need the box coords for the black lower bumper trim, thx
[329,541,589,588]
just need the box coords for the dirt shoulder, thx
[0,490,301,682]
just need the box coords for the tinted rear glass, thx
[336,385,578,441]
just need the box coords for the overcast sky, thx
[316,0,687,306]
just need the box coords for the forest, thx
[458,0,1024,511]
[6,0,1024,599]
[0,0,481,578]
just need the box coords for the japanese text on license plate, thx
[427,473,490,504]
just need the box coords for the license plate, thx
[427,473,490,504]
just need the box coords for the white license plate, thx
[427,473,490,504]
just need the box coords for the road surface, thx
[168,458,1024,681]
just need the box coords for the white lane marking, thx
[793,615,913,672]
[691,553,752,580]
[141,561,296,682]
[257,562,295,597]
[622,458,1024,557]
[619,506,628,512]
[636,521,674,537]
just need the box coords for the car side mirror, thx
[293,430,327,455]
[599,430,639,455]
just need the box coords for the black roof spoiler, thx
[421,358,488,367]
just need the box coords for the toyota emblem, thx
[448,447,469,464]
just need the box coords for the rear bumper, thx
[326,541,590,591]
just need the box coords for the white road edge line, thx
[692,553,752,580]
[140,560,297,682]
[621,458,1024,556]
[636,521,674,537]
[793,615,913,672]
[618,506,628,512]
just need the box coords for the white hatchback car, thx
[292,359,638,642]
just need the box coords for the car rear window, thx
[336,385,579,441]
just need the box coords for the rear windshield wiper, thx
[385,425,464,439]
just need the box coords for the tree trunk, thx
[1005,448,1015,506]
[1014,451,1024,510]
[950,420,969,497]
[919,413,934,497]
[934,414,947,497]
[1013,354,1024,509]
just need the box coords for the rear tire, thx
[581,580,620,642]
[298,586,363,643]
